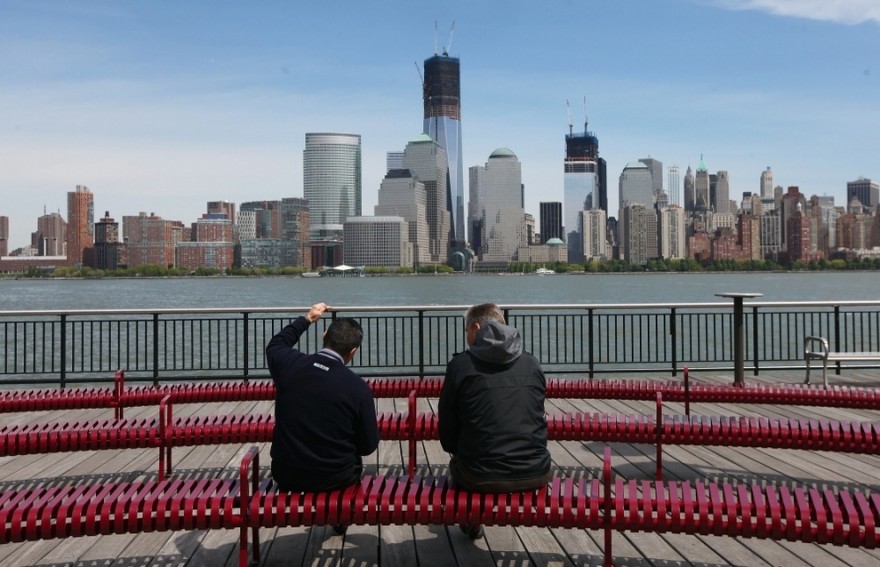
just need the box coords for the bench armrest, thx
[804,336,830,358]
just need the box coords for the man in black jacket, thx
[266,302,379,494]
[439,302,552,539]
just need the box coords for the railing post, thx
[60,314,67,389]
[418,310,425,379]
[588,308,595,379]
[752,306,760,376]
[152,313,160,386]
[242,312,250,381]
[670,307,677,377]
[834,305,841,376]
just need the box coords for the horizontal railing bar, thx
[4,299,880,318]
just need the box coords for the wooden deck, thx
[2,370,880,566]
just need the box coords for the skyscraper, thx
[618,161,653,209]
[846,177,879,209]
[0,216,9,257]
[468,148,525,262]
[715,170,730,213]
[638,157,663,198]
[683,166,695,211]
[402,133,449,264]
[564,110,601,262]
[67,185,94,266]
[93,211,123,270]
[694,156,710,211]
[303,133,361,240]
[423,53,464,244]
[539,202,563,244]
[667,165,681,207]
[375,169,429,267]
[760,167,774,199]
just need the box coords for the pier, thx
[2,369,880,566]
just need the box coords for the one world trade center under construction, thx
[422,52,465,249]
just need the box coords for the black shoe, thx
[332,524,348,535]
[459,523,484,540]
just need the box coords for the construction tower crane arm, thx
[443,21,455,56]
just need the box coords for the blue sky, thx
[2,0,878,250]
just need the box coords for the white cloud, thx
[713,0,880,25]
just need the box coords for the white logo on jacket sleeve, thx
[313,362,330,371]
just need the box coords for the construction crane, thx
[566,99,573,136]
[414,61,423,87]
[442,21,455,56]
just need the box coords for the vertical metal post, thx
[715,293,762,387]
[418,311,425,379]
[588,309,595,379]
[834,305,841,375]
[60,314,67,389]
[153,313,160,386]
[242,312,250,381]
[752,306,760,376]
[670,308,678,377]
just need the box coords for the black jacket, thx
[438,320,551,480]
[266,316,379,475]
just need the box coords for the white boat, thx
[535,267,556,276]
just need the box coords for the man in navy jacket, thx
[267,302,379,493]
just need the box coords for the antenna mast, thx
[583,96,589,131]
[566,99,573,136]
[434,21,438,55]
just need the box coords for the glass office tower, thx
[564,124,600,262]
[303,133,362,240]
[423,55,464,245]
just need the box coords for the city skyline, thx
[1,0,878,249]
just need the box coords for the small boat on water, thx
[535,267,556,276]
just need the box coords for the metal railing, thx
[3,301,880,387]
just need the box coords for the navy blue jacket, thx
[266,316,379,475]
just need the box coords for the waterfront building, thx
[759,211,782,261]
[239,238,283,269]
[343,216,412,268]
[516,238,566,264]
[760,167,774,199]
[237,210,257,241]
[422,53,464,244]
[694,157,710,211]
[780,186,808,253]
[714,171,731,213]
[847,177,879,209]
[709,212,737,232]
[375,169,429,267]
[581,208,608,261]
[658,206,686,260]
[280,198,310,268]
[683,166,695,212]
[240,201,282,239]
[564,116,601,261]
[620,203,656,265]
[539,202,563,244]
[93,211,123,270]
[123,212,183,268]
[738,213,762,261]
[688,230,711,262]
[469,148,525,263]
[67,185,94,267]
[524,213,536,245]
[667,165,681,207]
[207,201,236,224]
[32,211,66,256]
[619,161,653,210]
[0,215,8,257]
[786,207,812,262]
[176,215,235,272]
[303,133,361,240]
[837,209,873,251]
[403,134,449,264]
[638,157,663,199]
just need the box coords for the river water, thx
[1,271,879,311]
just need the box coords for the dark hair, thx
[465,303,505,327]
[323,317,363,356]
